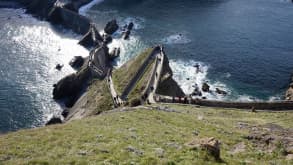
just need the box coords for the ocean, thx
[1,0,293,132]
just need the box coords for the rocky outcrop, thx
[157,54,185,97]
[89,45,111,78]
[46,116,62,125]
[202,83,210,92]
[53,67,92,107]
[48,6,91,34]
[69,56,84,70]
[104,19,119,35]
[78,24,103,48]
[186,137,221,161]
[216,88,227,95]
[21,0,56,19]
[109,48,120,60]
[122,22,134,40]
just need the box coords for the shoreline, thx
[2,0,293,127]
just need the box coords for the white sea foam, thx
[79,0,105,16]
[269,95,282,102]
[169,60,230,100]
[107,35,146,67]
[120,17,146,30]
[162,33,191,45]
[9,13,89,124]
[235,95,261,102]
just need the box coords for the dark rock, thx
[78,24,103,48]
[23,0,56,19]
[157,53,185,97]
[55,64,63,70]
[109,48,120,60]
[104,19,119,35]
[130,98,141,107]
[61,109,69,118]
[46,116,62,125]
[89,45,111,78]
[127,22,134,31]
[102,34,113,44]
[202,83,210,92]
[191,85,202,96]
[215,88,227,95]
[122,30,131,40]
[69,56,84,69]
[47,5,92,35]
[53,67,92,107]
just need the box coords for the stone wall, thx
[155,95,293,111]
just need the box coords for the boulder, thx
[215,88,227,95]
[191,85,202,96]
[202,83,210,92]
[55,64,63,71]
[61,109,69,118]
[69,56,84,69]
[46,116,62,125]
[104,19,119,35]
[122,30,131,40]
[127,22,134,31]
[109,48,120,60]
[102,34,113,44]
[186,137,221,160]
[53,67,92,107]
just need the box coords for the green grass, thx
[85,79,114,115]
[112,48,153,97]
[1,104,292,164]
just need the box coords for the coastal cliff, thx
[64,47,185,121]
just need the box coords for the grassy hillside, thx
[112,48,155,104]
[1,104,292,164]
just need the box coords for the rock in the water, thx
[109,48,120,60]
[61,109,69,118]
[122,30,131,40]
[215,88,227,95]
[55,64,63,71]
[186,137,221,160]
[69,56,84,69]
[191,85,202,96]
[127,22,134,31]
[53,67,92,107]
[102,33,113,44]
[104,19,119,35]
[202,82,210,92]
[46,116,62,125]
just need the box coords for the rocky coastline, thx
[6,0,293,126]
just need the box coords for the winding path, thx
[120,47,160,100]
[142,46,165,103]
[106,69,124,107]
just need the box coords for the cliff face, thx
[157,54,185,97]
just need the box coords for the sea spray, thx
[79,0,105,16]
[2,9,89,129]
[169,59,231,101]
